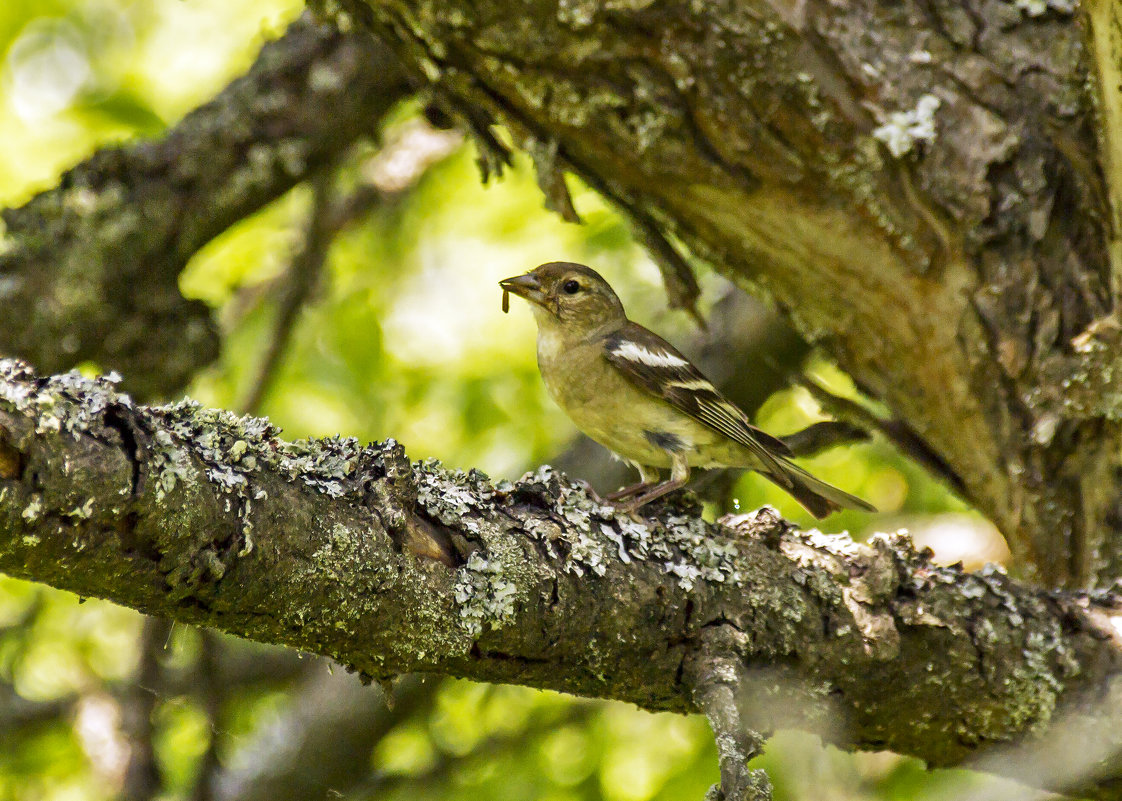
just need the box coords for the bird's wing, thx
[602,322,793,483]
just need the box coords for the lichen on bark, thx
[1,359,1121,796]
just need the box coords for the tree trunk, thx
[337,0,1122,587]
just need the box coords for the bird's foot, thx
[613,486,702,520]
[604,481,653,502]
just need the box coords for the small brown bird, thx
[500,261,875,517]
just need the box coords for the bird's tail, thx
[762,458,876,519]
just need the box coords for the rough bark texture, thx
[0,17,412,400]
[1,360,1121,797]
[327,0,1122,587]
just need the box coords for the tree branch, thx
[686,629,771,801]
[239,169,338,416]
[214,669,437,801]
[121,617,171,801]
[0,16,413,400]
[1,359,1121,795]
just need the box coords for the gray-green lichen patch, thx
[0,360,391,553]
[654,514,749,591]
[155,400,289,546]
[1006,0,1075,16]
[509,466,765,591]
[407,461,542,640]
[20,495,42,522]
[507,466,641,578]
[65,497,95,520]
[453,552,518,636]
[872,94,940,158]
[892,553,1077,738]
[0,360,125,439]
[150,430,193,501]
[414,459,491,529]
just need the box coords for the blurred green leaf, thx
[73,89,166,134]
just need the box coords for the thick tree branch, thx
[0,16,413,399]
[1,360,1121,795]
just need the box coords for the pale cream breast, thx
[535,325,732,469]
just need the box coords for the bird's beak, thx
[499,272,547,307]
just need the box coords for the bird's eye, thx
[563,280,581,295]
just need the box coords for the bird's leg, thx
[603,483,647,501]
[605,464,660,501]
[622,455,690,511]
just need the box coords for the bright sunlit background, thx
[0,2,1019,800]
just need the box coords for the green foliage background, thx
[0,3,1020,800]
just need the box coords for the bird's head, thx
[500,262,626,336]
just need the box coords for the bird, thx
[499,261,876,518]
